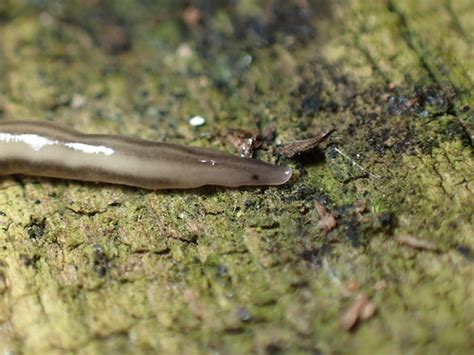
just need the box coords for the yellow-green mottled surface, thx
[0,0,473,354]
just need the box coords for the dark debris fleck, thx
[93,244,110,277]
[26,218,46,241]
[456,245,474,261]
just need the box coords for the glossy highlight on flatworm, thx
[0,120,292,189]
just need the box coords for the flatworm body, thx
[0,121,292,189]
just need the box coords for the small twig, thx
[340,293,376,331]
[395,235,439,251]
[314,201,337,234]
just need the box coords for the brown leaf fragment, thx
[352,200,369,223]
[279,129,335,158]
[353,200,367,216]
[346,281,361,292]
[395,235,438,251]
[340,294,376,331]
[182,6,202,28]
[359,301,376,321]
[224,129,261,158]
[314,201,337,234]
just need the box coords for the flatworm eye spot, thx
[251,174,260,181]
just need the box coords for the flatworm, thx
[0,121,292,189]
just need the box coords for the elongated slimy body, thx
[0,120,291,189]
